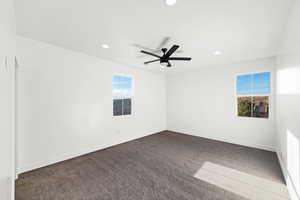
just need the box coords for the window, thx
[236,72,270,118]
[112,75,133,116]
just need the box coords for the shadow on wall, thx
[277,66,300,199]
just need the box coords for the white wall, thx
[167,58,276,151]
[276,0,300,199]
[0,0,15,199]
[16,36,166,173]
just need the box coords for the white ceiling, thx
[15,0,294,71]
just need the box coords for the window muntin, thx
[236,72,270,118]
[112,75,132,116]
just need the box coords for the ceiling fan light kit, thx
[140,45,192,68]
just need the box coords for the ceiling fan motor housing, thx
[160,60,171,67]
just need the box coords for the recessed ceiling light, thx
[101,44,109,49]
[165,0,176,6]
[213,50,222,56]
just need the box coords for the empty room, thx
[1,0,300,199]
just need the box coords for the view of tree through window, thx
[112,75,132,116]
[236,72,270,118]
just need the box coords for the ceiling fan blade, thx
[140,50,161,58]
[164,45,179,58]
[169,57,192,61]
[133,44,155,52]
[144,59,160,65]
[156,37,170,50]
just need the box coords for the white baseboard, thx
[168,130,275,152]
[277,151,300,200]
[18,130,165,174]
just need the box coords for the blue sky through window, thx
[237,74,252,95]
[237,72,270,95]
[113,75,132,99]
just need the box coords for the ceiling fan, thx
[133,37,183,58]
[140,45,192,67]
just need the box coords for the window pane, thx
[113,99,123,116]
[236,72,270,118]
[113,75,132,99]
[112,75,132,116]
[237,74,252,95]
[238,97,252,117]
[253,72,270,95]
[252,96,269,118]
[123,98,132,115]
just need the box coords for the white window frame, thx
[235,71,272,120]
[112,73,134,117]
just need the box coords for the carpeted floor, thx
[16,131,289,200]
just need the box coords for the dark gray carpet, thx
[16,131,286,200]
